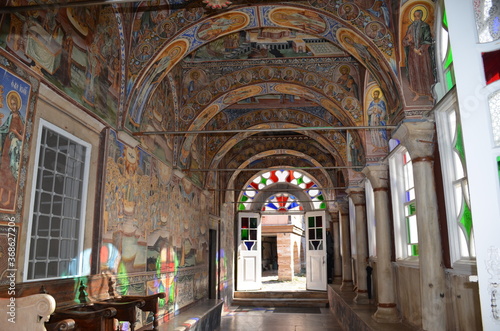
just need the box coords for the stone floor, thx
[259,270,306,291]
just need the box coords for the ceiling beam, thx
[208,187,347,191]
[132,125,397,136]
[182,166,360,172]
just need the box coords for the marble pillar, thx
[393,121,446,331]
[338,202,354,291]
[363,164,400,323]
[347,188,370,304]
[332,211,342,284]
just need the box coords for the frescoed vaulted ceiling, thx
[1,0,437,205]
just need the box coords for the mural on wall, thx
[0,6,122,126]
[102,130,209,275]
[400,2,436,104]
[0,66,31,213]
[133,78,175,165]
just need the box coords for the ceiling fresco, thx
[1,0,438,204]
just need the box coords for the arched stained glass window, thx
[262,193,303,212]
[238,170,326,211]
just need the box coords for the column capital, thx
[392,121,435,160]
[346,188,365,205]
[337,201,349,214]
[362,164,389,190]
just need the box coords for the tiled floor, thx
[216,305,343,331]
[215,272,341,330]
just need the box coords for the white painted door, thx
[237,213,262,290]
[306,211,327,291]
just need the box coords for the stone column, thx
[277,233,293,281]
[363,165,400,323]
[338,202,354,291]
[393,121,446,331]
[332,211,342,284]
[347,188,370,304]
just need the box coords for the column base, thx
[353,290,370,304]
[372,304,400,323]
[340,280,354,291]
[333,275,342,284]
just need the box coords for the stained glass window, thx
[262,193,303,212]
[490,90,500,146]
[403,151,418,256]
[474,0,500,43]
[440,9,456,91]
[238,170,326,211]
[436,98,476,263]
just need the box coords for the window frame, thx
[435,91,477,274]
[389,145,419,263]
[24,119,92,282]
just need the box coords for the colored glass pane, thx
[241,196,248,202]
[309,229,315,239]
[498,156,500,182]
[411,244,419,256]
[319,202,326,209]
[316,229,323,239]
[460,199,473,240]
[445,69,455,91]
[238,203,246,211]
[250,218,257,228]
[308,217,315,228]
[241,229,248,240]
[442,9,448,29]
[316,195,324,201]
[444,46,453,69]
[454,122,466,162]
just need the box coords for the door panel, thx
[306,211,327,291]
[237,213,261,290]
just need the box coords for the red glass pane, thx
[482,50,500,85]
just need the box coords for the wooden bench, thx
[159,299,223,331]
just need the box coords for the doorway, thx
[236,211,327,291]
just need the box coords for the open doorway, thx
[260,214,306,291]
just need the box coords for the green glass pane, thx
[241,229,248,240]
[296,177,304,185]
[308,217,315,228]
[260,177,267,185]
[454,122,466,162]
[319,202,326,209]
[317,195,324,201]
[250,217,257,228]
[444,46,453,69]
[406,203,416,216]
[411,244,419,256]
[238,203,246,211]
[442,9,448,29]
[316,229,323,239]
[498,156,500,182]
[445,69,455,91]
[241,196,248,202]
[460,199,473,240]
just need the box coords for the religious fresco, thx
[102,130,209,275]
[131,78,175,164]
[186,28,345,61]
[337,28,400,111]
[0,6,122,126]
[268,7,327,35]
[0,66,31,213]
[364,84,389,156]
[400,1,436,105]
